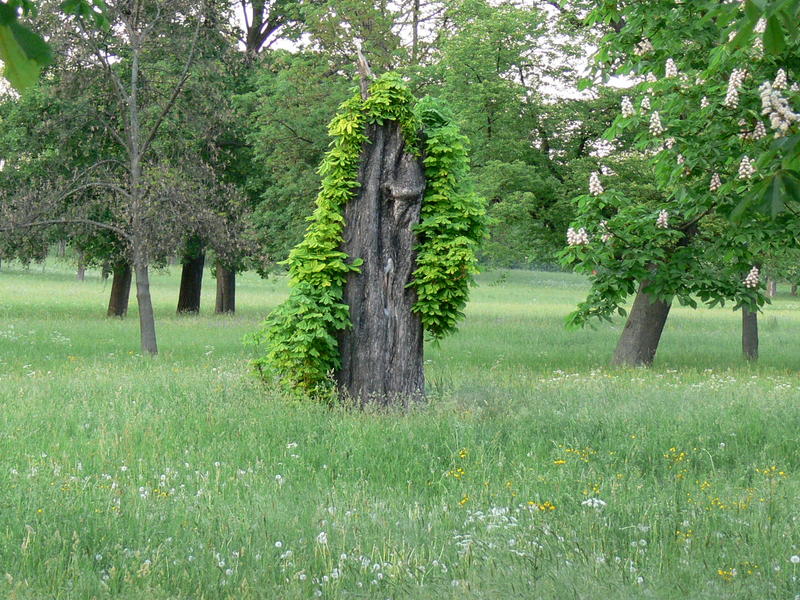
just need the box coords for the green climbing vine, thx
[250,73,486,394]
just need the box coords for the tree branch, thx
[140,15,202,158]
[0,218,130,240]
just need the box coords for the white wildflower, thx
[581,498,607,509]
[316,531,328,545]
[790,555,800,564]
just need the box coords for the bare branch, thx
[140,15,202,158]
[0,218,130,240]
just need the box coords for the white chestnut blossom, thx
[656,210,669,229]
[759,80,799,137]
[738,155,756,179]
[567,227,590,246]
[646,73,658,83]
[752,120,767,140]
[599,220,612,243]
[621,96,635,118]
[709,172,722,192]
[664,137,676,149]
[724,69,747,109]
[676,154,685,165]
[755,18,767,34]
[665,58,678,78]
[743,266,760,289]
[641,96,651,110]
[589,171,604,196]
[700,96,709,109]
[649,111,665,136]
[634,39,654,56]
[773,68,787,90]
[600,164,616,176]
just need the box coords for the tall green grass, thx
[1,261,799,599]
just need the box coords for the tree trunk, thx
[215,262,236,314]
[107,261,132,318]
[612,279,672,367]
[133,259,158,355]
[76,251,85,281]
[791,284,797,296]
[767,278,777,297]
[742,307,758,361]
[177,248,205,314]
[336,121,426,406]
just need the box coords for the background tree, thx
[561,0,800,366]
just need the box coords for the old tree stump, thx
[253,72,485,406]
[337,120,426,404]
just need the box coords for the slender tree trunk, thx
[177,248,205,314]
[76,251,86,281]
[215,263,235,313]
[133,258,158,355]
[411,0,420,64]
[58,240,66,257]
[335,121,426,406]
[107,261,132,318]
[612,279,672,367]
[742,307,758,361]
[767,278,777,297]
[791,284,797,296]
[101,261,111,282]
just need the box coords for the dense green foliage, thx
[562,0,800,327]
[251,74,485,393]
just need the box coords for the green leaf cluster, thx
[250,74,485,395]
[411,96,486,338]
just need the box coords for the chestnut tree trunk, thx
[107,261,132,318]
[336,121,426,405]
[215,262,235,314]
[177,245,205,314]
[612,279,672,367]
[742,307,758,361]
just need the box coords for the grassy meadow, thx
[1,261,800,599]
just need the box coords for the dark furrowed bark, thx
[742,307,758,361]
[336,121,426,406]
[215,263,236,314]
[107,261,132,318]
[612,279,672,367]
[177,249,205,314]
